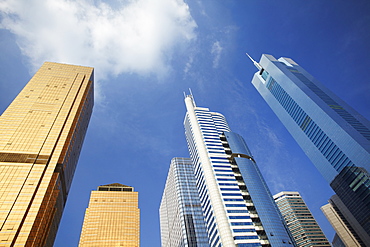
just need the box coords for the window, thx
[231,222,252,226]
[222,193,242,196]
[226,204,246,207]
[224,198,244,202]
[229,215,250,219]
[234,236,259,240]
[227,210,248,213]
[261,69,269,81]
[233,228,254,232]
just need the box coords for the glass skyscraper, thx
[249,54,370,243]
[182,94,294,247]
[0,62,94,246]
[160,157,210,247]
[321,195,367,246]
[79,183,140,247]
[273,191,330,247]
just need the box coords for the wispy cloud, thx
[0,0,197,81]
[184,55,193,74]
[211,41,222,68]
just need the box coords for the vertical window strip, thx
[289,69,370,141]
[266,77,354,172]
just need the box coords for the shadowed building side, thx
[321,195,367,246]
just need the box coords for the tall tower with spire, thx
[182,93,294,246]
[249,54,370,244]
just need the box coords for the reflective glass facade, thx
[321,194,369,246]
[160,158,209,247]
[78,183,140,247]
[274,192,330,247]
[250,54,370,241]
[183,95,294,247]
[0,62,94,246]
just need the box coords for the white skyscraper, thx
[182,94,294,247]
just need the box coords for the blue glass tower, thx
[183,94,294,247]
[249,54,370,243]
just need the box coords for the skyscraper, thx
[78,183,140,247]
[249,54,370,242]
[160,157,210,246]
[321,195,368,246]
[273,191,330,247]
[0,62,93,247]
[182,94,294,246]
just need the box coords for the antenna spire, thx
[188,88,196,106]
[246,53,262,70]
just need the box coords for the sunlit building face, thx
[78,184,140,247]
[0,62,94,247]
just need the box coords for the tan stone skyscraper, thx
[0,62,94,247]
[78,183,140,247]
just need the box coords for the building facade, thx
[183,94,294,247]
[249,54,370,242]
[321,195,368,246]
[160,157,210,247]
[0,62,94,246]
[273,191,330,247]
[78,183,140,247]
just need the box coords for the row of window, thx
[187,110,222,247]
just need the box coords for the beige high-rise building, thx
[0,62,94,247]
[78,183,140,247]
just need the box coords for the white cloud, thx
[211,41,222,68]
[0,0,197,81]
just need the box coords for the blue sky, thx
[1,0,370,246]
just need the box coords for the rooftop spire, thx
[184,88,196,107]
[246,53,262,70]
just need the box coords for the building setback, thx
[160,157,210,247]
[0,62,94,247]
[181,94,294,246]
[249,54,370,243]
[273,191,330,247]
[78,183,140,247]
